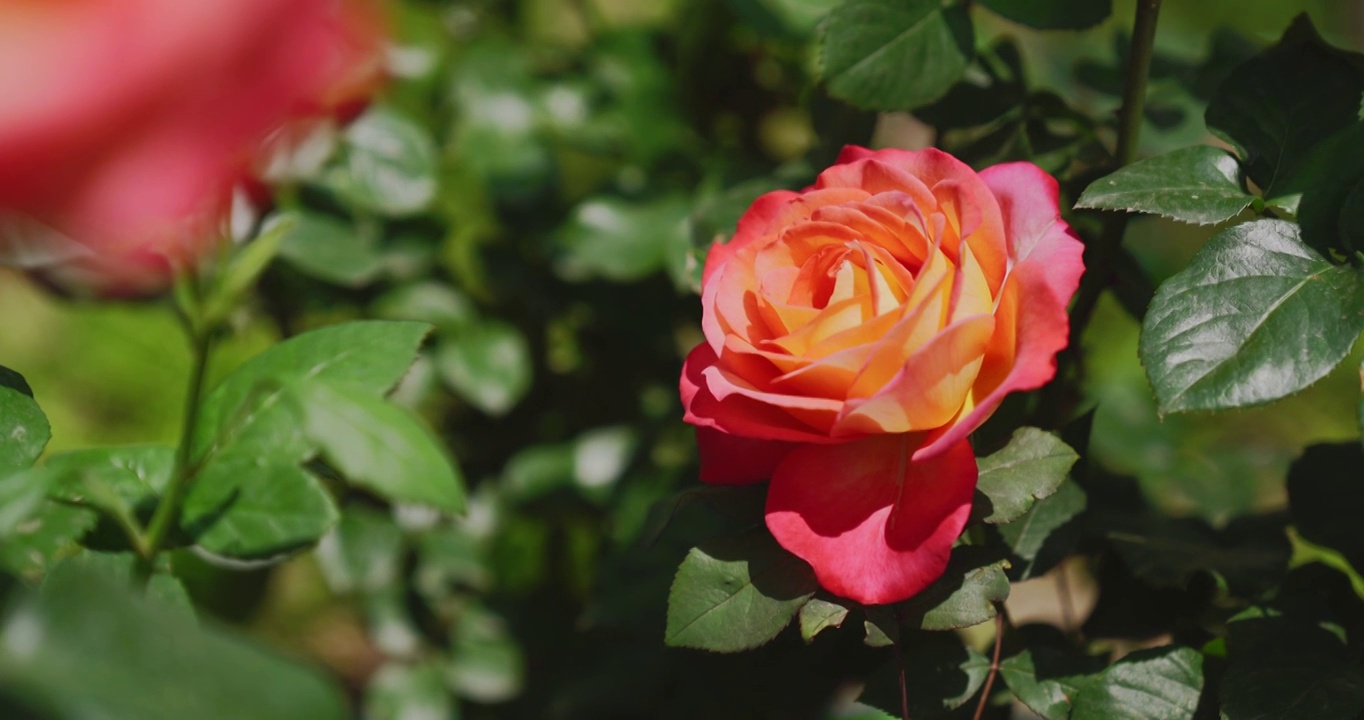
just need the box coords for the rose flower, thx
[0,0,382,297]
[681,146,1084,605]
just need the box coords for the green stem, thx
[140,310,214,569]
[1067,0,1162,342]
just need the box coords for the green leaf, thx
[315,506,405,595]
[554,195,691,283]
[447,605,524,703]
[45,445,175,514]
[326,106,438,216]
[1102,511,1289,595]
[858,630,991,717]
[1001,631,1106,720]
[979,0,1111,29]
[435,320,533,417]
[372,281,477,333]
[0,501,95,578]
[186,320,429,524]
[798,597,849,643]
[1205,16,1364,208]
[973,427,1078,525]
[275,211,385,287]
[996,480,1087,581]
[1076,146,1256,225]
[1139,219,1364,415]
[201,215,293,325]
[899,547,1010,631]
[817,0,975,111]
[290,381,465,513]
[0,467,58,538]
[0,384,49,476]
[665,527,818,652]
[415,524,490,596]
[190,463,339,559]
[1288,443,1364,573]
[1221,615,1364,720]
[0,565,346,720]
[364,662,456,720]
[1068,645,1203,720]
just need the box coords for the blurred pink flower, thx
[0,0,383,296]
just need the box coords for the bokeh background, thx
[2,0,1362,717]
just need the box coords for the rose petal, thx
[835,314,994,435]
[682,344,843,444]
[914,162,1084,462]
[766,434,976,605]
[696,427,795,485]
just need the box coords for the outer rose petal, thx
[702,190,798,287]
[914,162,1084,462]
[681,344,843,444]
[695,427,795,485]
[766,435,976,605]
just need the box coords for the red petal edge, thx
[914,162,1085,462]
[765,435,977,605]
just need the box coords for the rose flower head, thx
[680,146,1084,605]
[0,0,383,297]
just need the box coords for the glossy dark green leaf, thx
[1205,16,1364,211]
[996,480,1086,581]
[1076,146,1255,225]
[290,381,465,513]
[364,662,456,720]
[275,212,384,287]
[186,321,429,524]
[798,597,849,643]
[665,527,818,652]
[554,195,691,283]
[1140,220,1364,415]
[190,463,339,559]
[0,565,346,720]
[326,106,438,217]
[979,0,1110,29]
[899,547,1010,631]
[817,0,974,111]
[1069,645,1203,720]
[1288,443,1364,573]
[435,320,532,417]
[973,427,1078,525]
[0,385,48,477]
[858,630,990,718]
[1221,616,1364,720]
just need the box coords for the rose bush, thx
[0,0,381,295]
[680,146,1084,605]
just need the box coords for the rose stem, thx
[139,273,214,578]
[1065,0,1164,364]
[971,606,1008,720]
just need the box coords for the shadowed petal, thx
[765,435,976,605]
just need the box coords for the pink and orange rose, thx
[681,146,1084,605]
[0,0,383,295]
